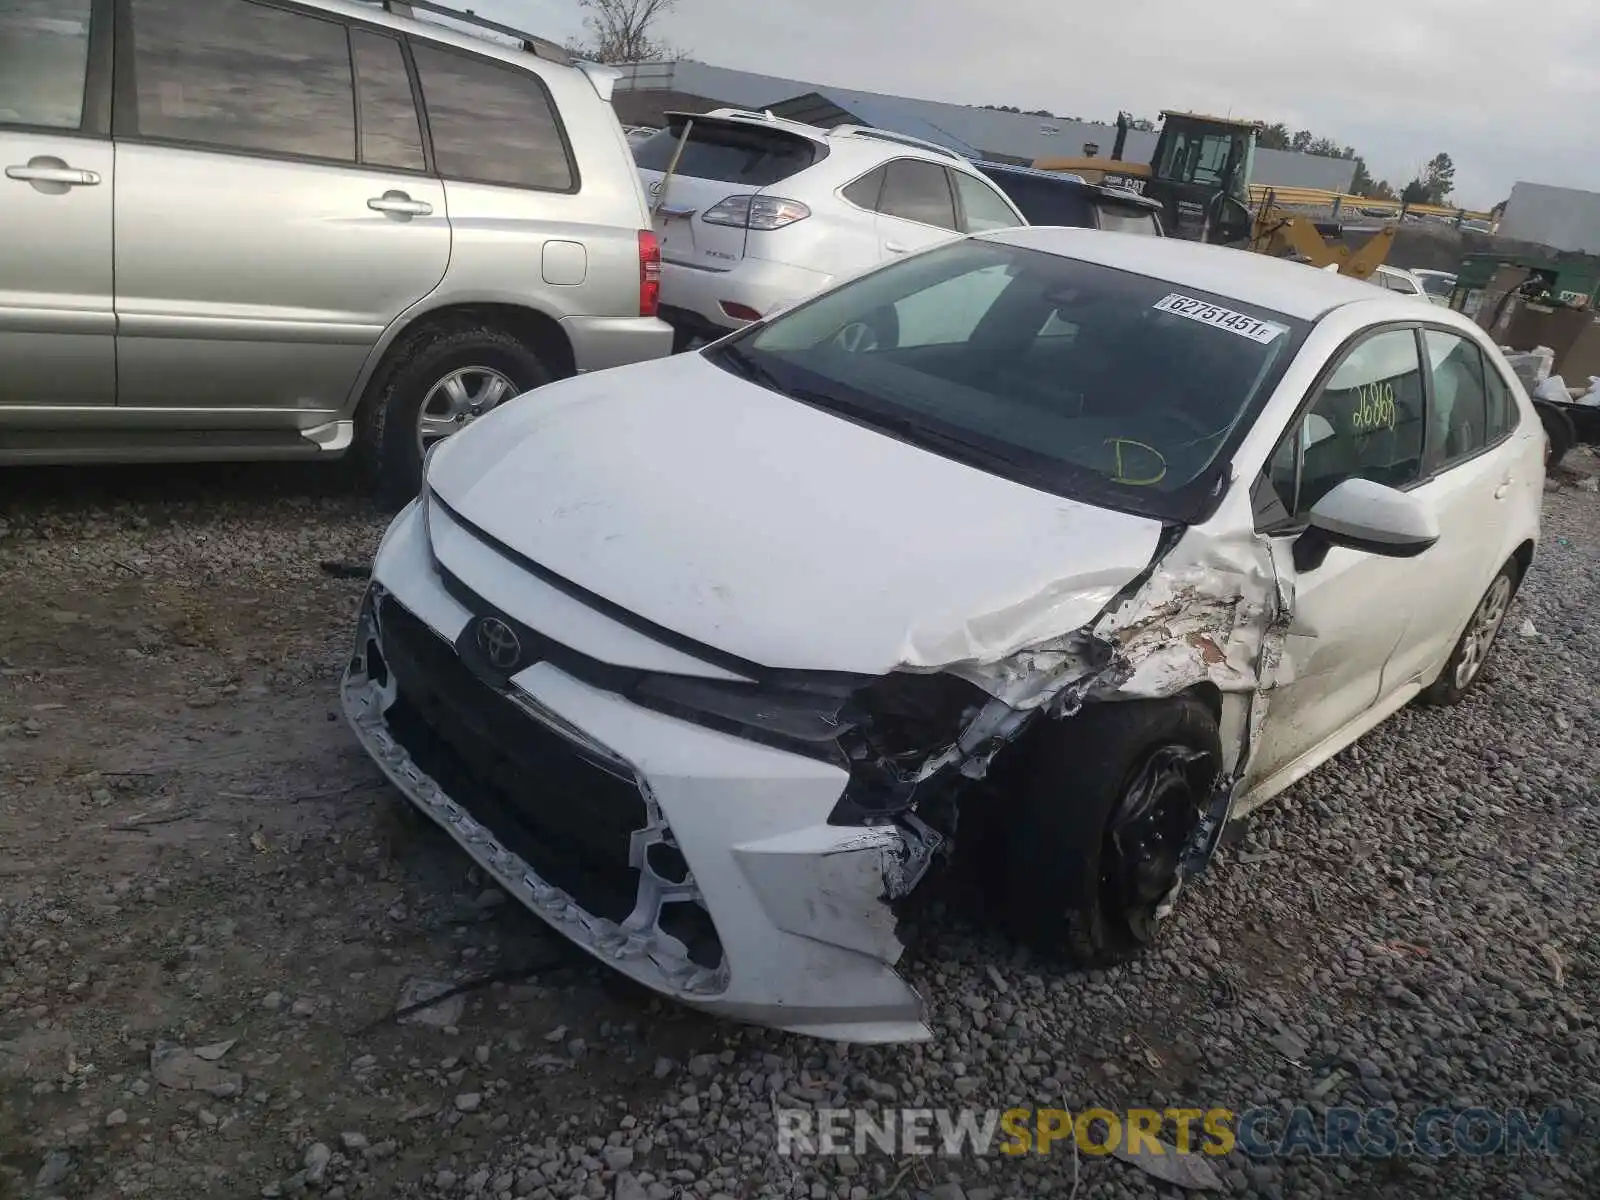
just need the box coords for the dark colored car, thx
[974,161,1166,235]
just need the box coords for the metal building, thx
[1497,183,1600,255]
[610,60,1359,193]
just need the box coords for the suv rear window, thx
[632,117,820,185]
[981,171,1096,227]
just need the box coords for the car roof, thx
[980,226,1394,320]
[973,161,1166,212]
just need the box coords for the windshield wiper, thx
[713,343,788,393]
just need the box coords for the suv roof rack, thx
[829,125,964,162]
[372,0,573,64]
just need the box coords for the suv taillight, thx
[701,195,811,230]
[638,229,661,317]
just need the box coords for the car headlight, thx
[629,672,863,749]
[628,668,994,819]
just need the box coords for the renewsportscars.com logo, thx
[775,1105,1569,1159]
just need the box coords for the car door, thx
[872,158,961,260]
[1245,327,1432,790]
[1381,328,1526,690]
[112,0,449,411]
[0,0,114,407]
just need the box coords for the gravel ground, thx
[2,456,1598,1200]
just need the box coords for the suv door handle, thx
[1494,477,1512,500]
[367,192,433,217]
[884,240,908,254]
[6,164,100,186]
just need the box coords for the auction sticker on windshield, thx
[1153,294,1287,345]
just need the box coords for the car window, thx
[983,171,1096,226]
[878,159,957,230]
[841,165,886,211]
[411,42,573,191]
[632,118,818,185]
[128,0,355,161]
[1279,329,1427,514]
[893,264,1014,347]
[1096,203,1161,236]
[952,171,1022,233]
[1424,330,1491,465]
[0,0,91,130]
[351,30,424,171]
[727,239,1309,522]
[1418,273,1456,299]
[1483,358,1521,442]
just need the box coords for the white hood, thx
[426,352,1165,675]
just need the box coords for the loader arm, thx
[1249,206,1396,280]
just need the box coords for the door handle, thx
[367,192,432,217]
[1494,480,1512,500]
[5,164,100,186]
[884,240,908,254]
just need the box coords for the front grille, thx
[374,595,648,924]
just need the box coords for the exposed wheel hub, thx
[1104,745,1214,927]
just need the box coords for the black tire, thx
[1003,696,1221,967]
[1537,402,1575,470]
[357,320,552,505]
[1419,560,1520,706]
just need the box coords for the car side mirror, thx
[1306,478,1438,558]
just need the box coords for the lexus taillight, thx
[701,195,811,230]
[638,229,661,317]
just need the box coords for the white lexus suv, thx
[631,109,1027,350]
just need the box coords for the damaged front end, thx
[344,494,1290,1042]
[806,520,1292,930]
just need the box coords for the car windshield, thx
[1418,273,1456,298]
[710,239,1309,522]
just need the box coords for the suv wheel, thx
[1002,696,1221,966]
[360,321,551,503]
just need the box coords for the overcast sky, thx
[483,0,1599,207]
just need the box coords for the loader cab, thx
[1145,112,1259,244]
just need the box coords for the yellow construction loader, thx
[1032,111,1396,280]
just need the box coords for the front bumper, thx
[340,501,930,1042]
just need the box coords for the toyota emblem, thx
[474,616,522,671]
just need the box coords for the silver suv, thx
[0,0,671,497]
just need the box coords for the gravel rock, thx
[303,1143,331,1184]
[4,463,1598,1200]
[34,1150,73,1191]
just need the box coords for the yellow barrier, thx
[1248,185,1491,223]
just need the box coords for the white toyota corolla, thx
[342,229,1544,1043]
